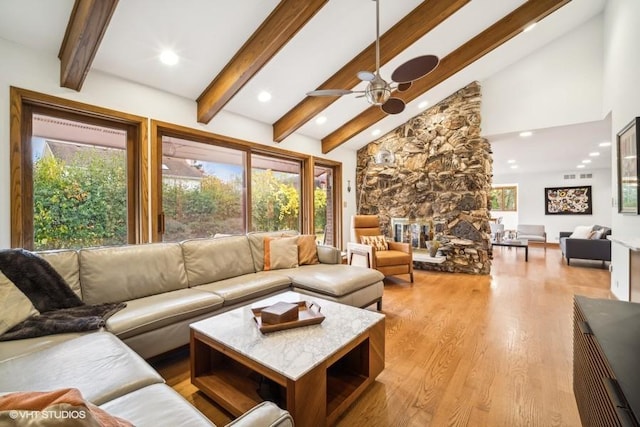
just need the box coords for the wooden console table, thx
[573,296,640,426]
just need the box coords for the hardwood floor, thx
[152,245,612,426]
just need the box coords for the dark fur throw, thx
[0,249,125,341]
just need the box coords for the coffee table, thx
[190,291,385,427]
[491,239,529,261]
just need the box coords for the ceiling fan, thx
[306,0,439,115]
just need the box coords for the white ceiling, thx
[489,116,612,176]
[0,0,609,175]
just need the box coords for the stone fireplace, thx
[356,81,492,274]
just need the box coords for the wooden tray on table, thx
[252,301,325,333]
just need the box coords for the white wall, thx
[493,169,612,244]
[0,38,358,249]
[603,0,640,300]
[482,14,604,136]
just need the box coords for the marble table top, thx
[190,291,385,381]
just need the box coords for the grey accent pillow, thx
[0,271,39,335]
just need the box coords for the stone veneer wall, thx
[356,81,492,274]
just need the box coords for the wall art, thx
[544,185,592,215]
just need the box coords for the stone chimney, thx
[356,81,493,274]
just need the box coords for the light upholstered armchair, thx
[516,224,547,248]
[347,215,413,282]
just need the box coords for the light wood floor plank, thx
[152,246,611,426]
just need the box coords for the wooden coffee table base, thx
[191,319,385,427]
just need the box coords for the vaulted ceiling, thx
[0,0,607,156]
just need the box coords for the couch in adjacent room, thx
[559,225,612,266]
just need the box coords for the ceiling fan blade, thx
[306,89,353,97]
[381,97,405,115]
[397,82,412,92]
[357,71,375,82]
[391,55,439,83]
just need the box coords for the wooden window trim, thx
[9,87,148,248]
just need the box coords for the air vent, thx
[564,174,576,180]
[580,173,593,179]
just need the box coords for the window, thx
[160,136,246,241]
[490,186,517,211]
[251,154,302,232]
[313,163,340,246]
[151,121,342,247]
[10,88,147,250]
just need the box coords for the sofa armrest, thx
[225,401,293,427]
[347,242,375,268]
[316,244,341,264]
[559,231,572,239]
[388,241,412,254]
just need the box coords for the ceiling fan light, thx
[365,77,391,105]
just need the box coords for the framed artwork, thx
[617,117,640,214]
[544,186,592,215]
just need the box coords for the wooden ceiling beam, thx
[272,0,470,143]
[321,0,571,154]
[59,0,118,91]
[197,0,328,124]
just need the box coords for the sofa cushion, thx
[0,332,87,363]
[79,243,188,305]
[247,231,298,272]
[37,250,81,298]
[283,264,384,297]
[264,236,299,271]
[297,235,319,265]
[106,289,224,339]
[193,271,291,306]
[0,332,163,405]
[375,249,411,267]
[100,384,214,427]
[181,236,255,286]
[0,272,39,335]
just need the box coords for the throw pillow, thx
[360,235,388,251]
[569,225,594,239]
[0,272,38,335]
[264,236,299,271]
[0,388,133,426]
[297,235,319,265]
[590,229,604,240]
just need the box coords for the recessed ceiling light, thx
[371,129,381,137]
[418,101,429,109]
[507,159,516,164]
[582,159,592,164]
[159,50,179,66]
[523,23,537,32]
[519,131,533,137]
[577,164,586,169]
[599,141,611,147]
[257,91,272,102]
[589,152,600,157]
[315,116,327,125]
[510,165,518,169]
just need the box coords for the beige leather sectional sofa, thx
[0,232,384,426]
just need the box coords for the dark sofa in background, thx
[559,227,612,266]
